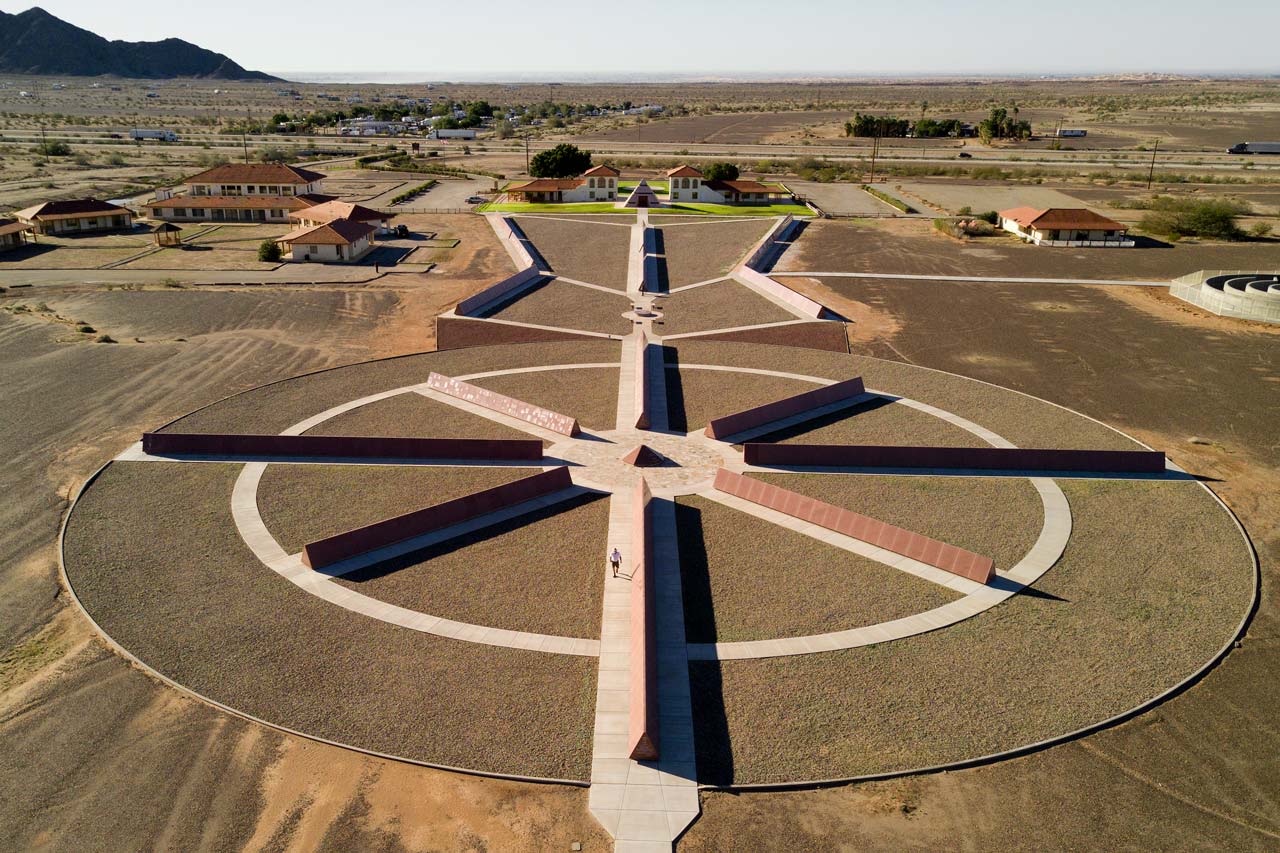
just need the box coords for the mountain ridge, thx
[0,7,280,81]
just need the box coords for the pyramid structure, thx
[623,179,662,209]
[621,444,665,467]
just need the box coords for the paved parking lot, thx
[786,181,904,216]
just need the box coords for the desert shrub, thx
[703,162,740,181]
[258,145,292,163]
[1140,197,1249,240]
[977,210,999,225]
[95,334,116,344]
[258,239,282,262]
[957,205,972,215]
[37,141,71,156]
[1250,222,1273,239]
[105,152,127,166]
[77,324,95,333]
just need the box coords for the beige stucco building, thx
[14,199,134,235]
[277,218,376,263]
[148,163,333,223]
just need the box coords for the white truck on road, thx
[129,129,179,142]
[1227,142,1280,155]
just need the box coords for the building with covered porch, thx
[276,218,376,263]
[0,218,33,252]
[504,165,621,203]
[147,163,334,224]
[998,207,1133,247]
[664,165,792,204]
[14,199,134,235]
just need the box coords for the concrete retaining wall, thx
[744,443,1166,472]
[455,266,542,317]
[642,254,662,293]
[627,480,658,761]
[733,215,827,318]
[141,431,542,461]
[704,376,866,439]
[301,467,572,569]
[714,468,994,583]
[427,372,580,436]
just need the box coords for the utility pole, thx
[524,133,530,175]
[1146,138,1160,191]
[38,123,47,155]
[868,119,881,185]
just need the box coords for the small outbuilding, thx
[151,221,183,247]
[0,218,33,253]
[14,199,134,235]
[277,218,376,263]
[998,207,1133,247]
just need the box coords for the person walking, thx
[610,547,622,577]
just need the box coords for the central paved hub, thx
[549,428,738,495]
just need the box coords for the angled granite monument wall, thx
[141,431,542,461]
[713,468,995,583]
[301,466,573,569]
[427,372,581,436]
[704,376,868,439]
[744,443,1167,473]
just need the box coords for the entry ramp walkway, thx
[589,491,699,851]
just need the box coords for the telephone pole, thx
[524,134,530,174]
[1147,138,1160,191]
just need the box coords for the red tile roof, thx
[149,195,318,211]
[583,165,620,177]
[288,200,390,224]
[704,180,788,195]
[999,207,1125,231]
[184,163,327,186]
[506,179,585,193]
[0,218,33,236]
[665,165,703,178]
[279,218,375,245]
[15,198,129,220]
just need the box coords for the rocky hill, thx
[0,7,279,80]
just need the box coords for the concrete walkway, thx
[589,490,700,851]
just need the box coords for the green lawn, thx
[477,202,634,215]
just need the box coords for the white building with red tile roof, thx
[998,207,1133,247]
[276,218,376,263]
[663,165,791,205]
[148,163,334,223]
[505,164,620,203]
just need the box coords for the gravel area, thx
[158,341,621,436]
[656,281,795,336]
[335,492,609,638]
[486,280,633,336]
[664,343,1145,451]
[257,464,531,554]
[666,366,817,432]
[304,391,537,442]
[691,478,1253,784]
[676,496,959,643]
[514,216,631,290]
[760,397,987,448]
[470,367,619,432]
[751,473,1042,572]
[64,462,597,780]
[660,219,773,286]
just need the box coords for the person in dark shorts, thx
[610,547,622,577]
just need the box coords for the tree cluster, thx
[529,143,593,178]
[1139,197,1249,241]
[977,107,1031,143]
[702,162,740,181]
[844,113,910,138]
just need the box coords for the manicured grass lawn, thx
[158,341,622,437]
[336,491,609,638]
[619,180,670,192]
[257,463,532,554]
[691,478,1254,784]
[64,461,598,780]
[676,495,959,643]
[656,280,795,337]
[478,202,634,215]
[486,279,634,336]
[471,367,620,432]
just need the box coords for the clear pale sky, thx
[9,1,1280,79]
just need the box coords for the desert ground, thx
[1,76,1278,853]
